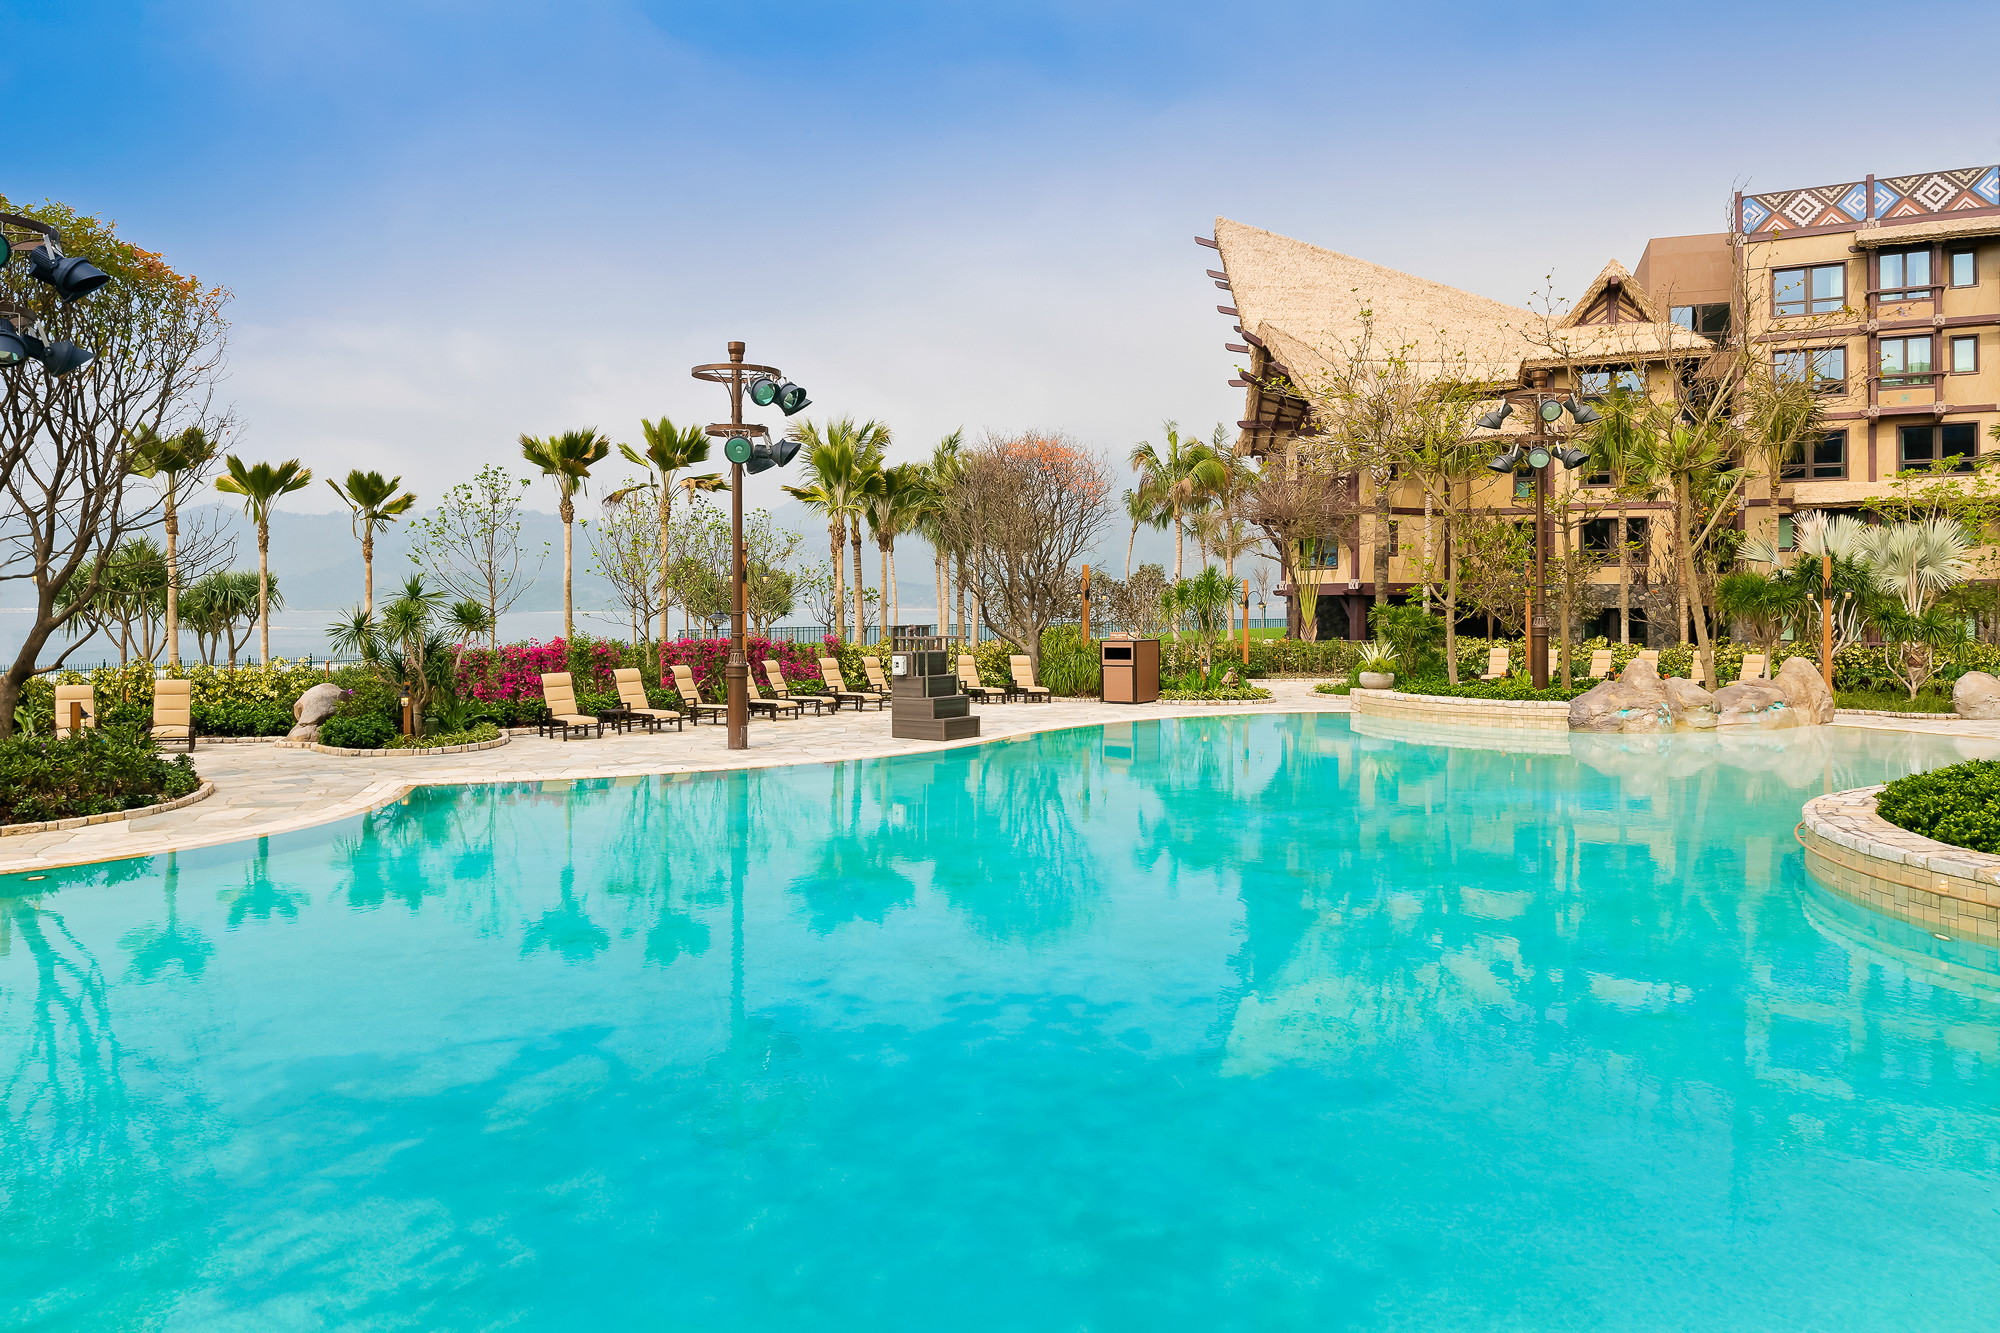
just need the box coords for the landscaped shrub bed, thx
[318,713,396,749]
[0,730,200,825]
[1832,689,1955,714]
[383,723,501,750]
[1159,685,1273,702]
[1876,761,2000,855]
[1395,676,1597,703]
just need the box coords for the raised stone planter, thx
[275,734,511,758]
[2,781,216,837]
[1350,687,1570,731]
[1800,787,2000,945]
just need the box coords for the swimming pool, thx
[4,714,1999,1330]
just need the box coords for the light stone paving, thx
[0,682,1349,873]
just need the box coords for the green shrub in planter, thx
[1875,760,2000,855]
[319,714,396,750]
[193,698,296,737]
[1,730,200,824]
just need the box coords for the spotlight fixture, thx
[1566,398,1602,425]
[773,434,801,467]
[0,318,26,368]
[1538,399,1565,424]
[1554,445,1590,470]
[775,381,809,415]
[748,376,780,407]
[1474,402,1512,431]
[1527,445,1552,470]
[19,324,93,376]
[26,243,110,304]
[1486,445,1523,473]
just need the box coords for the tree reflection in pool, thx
[4,715,2000,1331]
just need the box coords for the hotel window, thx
[1952,335,1978,373]
[1387,522,1400,556]
[1780,430,1847,481]
[1578,366,1644,397]
[1669,303,1730,341]
[1513,474,1534,502]
[1773,264,1844,317]
[1879,249,1934,301]
[1775,346,1846,392]
[1879,335,1933,386]
[1951,250,1978,287]
[1899,423,1975,473]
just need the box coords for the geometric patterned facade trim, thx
[1741,166,2000,233]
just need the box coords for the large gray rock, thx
[1774,655,1836,724]
[1955,670,2000,719]
[288,682,345,741]
[1618,658,1665,693]
[1663,677,1717,728]
[1711,680,1798,729]
[1568,680,1673,733]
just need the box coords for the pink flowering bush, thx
[454,636,828,722]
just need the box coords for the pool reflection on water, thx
[3,715,1999,1331]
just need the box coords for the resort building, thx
[1205,163,2000,642]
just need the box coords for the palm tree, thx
[915,431,963,639]
[1121,485,1167,580]
[326,469,416,617]
[444,598,495,677]
[128,424,218,668]
[216,455,312,663]
[1637,420,1747,681]
[520,429,612,639]
[1581,388,1668,646]
[184,568,270,666]
[616,416,728,655]
[866,462,926,641]
[1129,420,1228,579]
[782,418,889,644]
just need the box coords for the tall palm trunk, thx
[1125,523,1136,579]
[362,528,375,617]
[934,551,945,639]
[879,540,891,642]
[1616,501,1630,645]
[1172,501,1184,579]
[828,521,844,639]
[164,491,181,667]
[657,487,672,671]
[1675,474,1713,676]
[956,554,968,645]
[1372,476,1391,607]
[256,520,271,664]
[560,494,575,639]
[850,516,866,645]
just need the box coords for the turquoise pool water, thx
[5,715,2000,1330]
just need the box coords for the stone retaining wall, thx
[1800,788,2000,945]
[274,734,512,758]
[2,781,216,837]
[1349,688,1570,731]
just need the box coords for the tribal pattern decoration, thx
[1741,166,2000,233]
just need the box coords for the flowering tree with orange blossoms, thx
[941,431,1112,675]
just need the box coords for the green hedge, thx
[1397,675,1597,703]
[0,730,200,825]
[1876,761,2000,855]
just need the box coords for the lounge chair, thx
[817,658,881,711]
[1478,647,1510,681]
[1687,655,1708,688]
[53,684,96,739]
[1008,655,1052,702]
[957,654,1000,703]
[612,668,685,732]
[860,658,898,702]
[1586,649,1614,680]
[670,665,727,724]
[762,660,829,715]
[152,678,194,751]
[538,672,604,741]
[1636,649,1660,667]
[1548,649,1562,680]
[745,674,802,720]
[1739,653,1768,681]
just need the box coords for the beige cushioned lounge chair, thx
[152,678,194,751]
[539,672,603,741]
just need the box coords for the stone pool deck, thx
[0,682,1350,873]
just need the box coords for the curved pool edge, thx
[1800,787,2000,945]
[0,699,1350,880]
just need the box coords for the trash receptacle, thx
[1100,635,1159,703]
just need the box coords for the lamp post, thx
[691,340,808,750]
[1481,383,1597,689]
[1822,545,1834,691]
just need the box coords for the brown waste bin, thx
[1100,636,1159,703]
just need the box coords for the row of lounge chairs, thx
[48,681,192,751]
[1475,646,1771,686]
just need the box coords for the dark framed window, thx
[1899,423,1975,473]
[1306,537,1339,568]
[1951,250,1978,287]
[1879,335,1934,386]
[1387,521,1400,556]
[1781,430,1847,480]
[1578,366,1644,397]
[1774,264,1845,317]
[1669,303,1731,341]
[1952,335,1978,374]
[1775,346,1846,392]
[1513,474,1533,502]
[1880,249,1935,301]
[1582,516,1647,552]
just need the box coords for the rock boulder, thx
[1955,670,2000,719]
[1711,680,1797,729]
[1568,680,1673,733]
[289,682,345,741]
[1774,656,1836,724]
[1663,677,1717,728]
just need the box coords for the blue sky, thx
[9,0,2000,529]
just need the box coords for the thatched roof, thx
[1850,214,2000,248]
[1213,217,1538,387]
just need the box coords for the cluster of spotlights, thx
[0,230,113,378]
[747,375,810,415]
[1479,397,1600,474]
[725,431,803,476]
